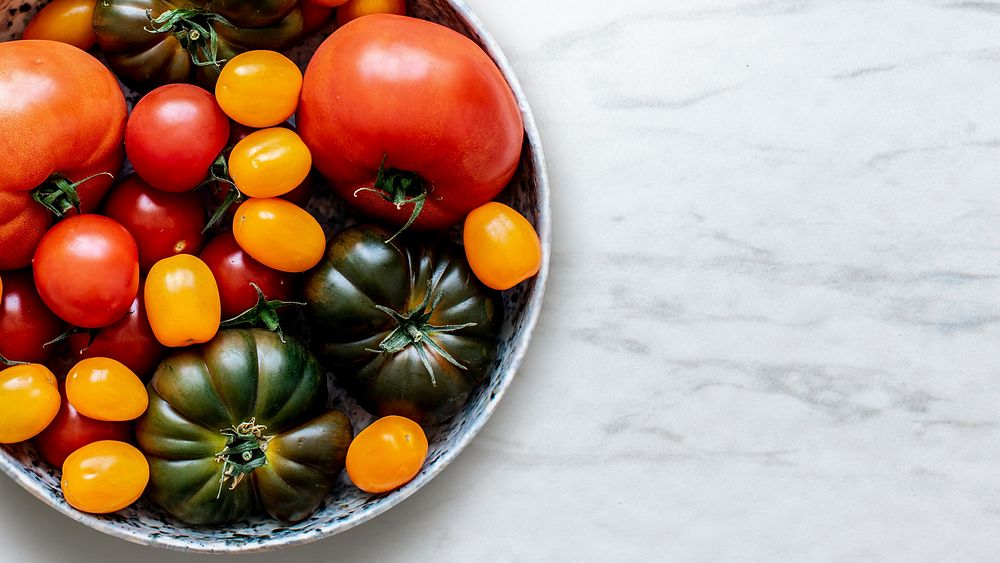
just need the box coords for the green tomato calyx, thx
[370,279,477,386]
[145,8,234,68]
[215,418,271,497]
[353,155,430,243]
[31,172,114,218]
[219,283,304,343]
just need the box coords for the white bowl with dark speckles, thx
[0,0,549,552]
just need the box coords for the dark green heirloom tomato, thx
[135,329,352,524]
[93,0,303,91]
[304,225,502,426]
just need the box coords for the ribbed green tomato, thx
[135,329,353,524]
[304,224,502,426]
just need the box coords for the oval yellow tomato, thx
[145,255,221,347]
[463,202,542,290]
[228,128,312,199]
[232,198,326,273]
[0,363,60,443]
[61,440,149,514]
[346,415,427,493]
[336,0,405,26]
[22,0,98,51]
[215,50,303,128]
[66,357,147,421]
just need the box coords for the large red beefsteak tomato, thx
[0,40,127,268]
[298,15,523,231]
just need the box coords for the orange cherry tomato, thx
[232,198,326,273]
[336,0,405,25]
[346,415,428,493]
[463,202,542,290]
[229,128,312,199]
[65,357,147,422]
[0,363,60,444]
[144,255,221,347]
[22,0,98,51]
[61,440,149,514]
[215,50,303,128]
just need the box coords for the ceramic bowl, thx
[0,0,549,552]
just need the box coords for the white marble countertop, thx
[4,0,1000,560]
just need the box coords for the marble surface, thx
[4,0,1000,560]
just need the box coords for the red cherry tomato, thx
[0,270,64,364]
[301,0,335,33]
[125,84,230,193]
[199,232,296,319]
[33,215,140,328]
[103,174,207,272]
[33,381,133,467]
[67,290,165,380]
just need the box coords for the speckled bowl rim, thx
[0,0,549,553]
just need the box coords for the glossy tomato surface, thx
[33,215,140,328]
[463,202,542,290]
[0,363,61,444]
[0,270,64,364]
[346,415,427,493]
[228,127,312,198]
[0,40,125,196]
[232,198,325,273]
[299,14,522,230]
[103,174,207,271]
[125,84,230,193]
[336,0,404,25]
[199,232,296,319]
[68,291,165,380]
[145,255,221,347]
[66,357,148,422]
[34,381,133,467]
[61,440,149,514]
[216,50,303,128]
[22,0,98,50]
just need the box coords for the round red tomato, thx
[298,15,523,230]
[68,290,165,380]
[0,270,64,364]
[103,174,207,272]
[199,232,296,319]
[34,382,133,467]
[125,84,230,193]
[33,215,140,328]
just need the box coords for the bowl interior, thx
[0,0,549,553]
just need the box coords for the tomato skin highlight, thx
[232,198,326,273]
[0,270,64,364]
[463,202,542,290]
[216,50,304,128]
[0,40,125,195]
[0,364,61,444]
[66,357,148,422]
[61,440,149,514]
[125,84,230,193]
[22,0,98,50]
[33,215,140,329]
[103,174,207,272]
[68,291,165,380]
[145,255,222,347]
[299,15,523,230]
[229,128,312,199]
[346,415,427,493]
[199,232,296,319]
[34,381,133,467]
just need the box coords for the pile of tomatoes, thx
[0,0,541,526]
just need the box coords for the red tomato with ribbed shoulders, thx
[298,14,523,230]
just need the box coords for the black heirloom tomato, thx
[93,0,304,91]
[135,329,352,524]
[304,225,502,426]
